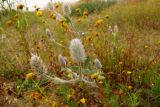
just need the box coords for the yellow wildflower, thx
[127,71,132,75]
[144,45,149,49]
[80,98,86,104]
[86,36,92,42]
[97,75,105,80]
[83,11,88,17]
[25,73,34,80]
[6,20,13,27]
[99,81,103,84]
[17,4,24,10]
[119,61,123,65]
[36,11,43,17]
[52,101,58,107]
[95,19,103,27]
[105,15,109,19]
[49,13,56,20]
[91,72,99,79]
[77,18,81,22]
[127,85,133,90]
[67,94,72,100]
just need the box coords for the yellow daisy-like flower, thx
[49,13,56,20]
[127,71,132,75]
[25,73,34,80]
[144,45,149,49]
[99,81,103,84]
[127,85,133,90]
[6,20,13,27]
[67,94,72,100]
[52,101,58,107]
[95,19,103,27]
[86,36,92,42]
[36,11,43,17]
[80,98,86,104]
[97,75,105,80]
[119,61,123,65]
[83,11,88,17]
[91,72,99,79]
[105,15,109,19]
[17,4,24,10]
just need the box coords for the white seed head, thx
[45,28,52,38]
[30,54,47,74]
[58,54,66,67]
[113,25,119,34]
[108,26,112,33]
[94,58,102,69]
[69,38,86,63]
[56,13,65,22]
[62,3,71,16]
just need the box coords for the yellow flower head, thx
[80,98,86,104]
[91,72,99,79]
[144,45,149,49]
[127,71,132,75]
[54,3,60,9]
[99,81,103,84]
[49,13,56,20]
[67,94,72,100]
[52,101,58,107]
[36,11,43,17]
[17,4,24,10]
[83,11,88,17]
[105,15,109,19]
[97,75,105,80]
[77,18,81,22]
[128,85,133,90]
[95,19,103,27]
[119,61,123,65]
[6,20,13,27]
[25,73,34,80]
[86,36,92,42]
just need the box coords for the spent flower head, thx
[58,54,67,67]
[62,3,71,16]
[94,58,102,69]
[30,54,47,74]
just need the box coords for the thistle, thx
[58,54,66,67]
[62,3,71,16]
[94,58,102,69]
[30,54,47,74]
[69,38,86,63]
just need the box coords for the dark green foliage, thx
[71,0,117,16]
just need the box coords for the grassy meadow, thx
[0,0,160,106]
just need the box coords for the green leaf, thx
[65,16,71,23]
[83,56,90,68]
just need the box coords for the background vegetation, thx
[0,0,160,106]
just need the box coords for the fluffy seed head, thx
[94,58,102,69]
[30,54,47,74]
[45,28,52,38]
[58,54,66,67]
[114,25,119,34]
[69,38,86,63]
[62,3,71,16]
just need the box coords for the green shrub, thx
[71,0,117,16]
